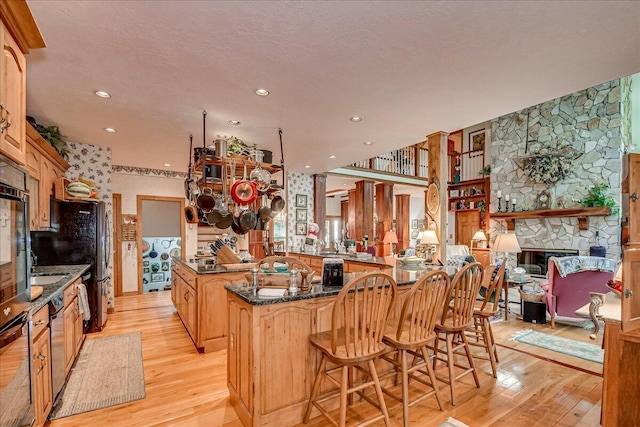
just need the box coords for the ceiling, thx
[25,1,640,196]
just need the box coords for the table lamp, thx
[493,232,521,278]
[383,230,398,256]
[471,230,488,249]
[420,230,439,263]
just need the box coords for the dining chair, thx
[303,272,397,427]
[380,270,451,426]
[465,262,505,378]
[431,262,483,405]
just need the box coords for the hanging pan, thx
[185,205,198,223]
[271,191,285,212]
[258,194,272,222]
[250,162,271,193]
[149,243,158,258]
[230,161,258,205]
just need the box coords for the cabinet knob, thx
[34,320,45,326]
[631,193,638,202]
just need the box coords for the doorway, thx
[137,196,185,294]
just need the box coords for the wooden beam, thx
[396,194,411,250]
[355,180,374,250]
[427,131,449,263]
[376,183,394,256]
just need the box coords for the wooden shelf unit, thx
[491,207,611,231]
[447,177,490,245]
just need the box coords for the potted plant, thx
[227,136,249,158]
[478,165,491,177]
[581,182,618,215]
[34,123,70,160]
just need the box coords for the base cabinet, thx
[31,307,52,427]
[471,248,491,268]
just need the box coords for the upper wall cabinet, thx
[0,0,46,165]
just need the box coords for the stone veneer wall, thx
[490,78,630,262]
[66,142,115,307]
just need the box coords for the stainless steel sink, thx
[30,275,68,285]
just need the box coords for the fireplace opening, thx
[516,248,579,278]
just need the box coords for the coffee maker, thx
[322,258,344,287]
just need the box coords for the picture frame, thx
[295,194,307,208]
[151,272,165,282]
[411,219,418,229]
[469,129,486,157]
[295,222,307,235]
[450,189,460,198]
[417,219,424,230]
[296,209,307,221]
[143,261,149,267]
[410,230,419,239]
[143,267,150,274]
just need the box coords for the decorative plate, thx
[426,183,440,215]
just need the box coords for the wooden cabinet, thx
[171,260,247,352]
[25,123,70,230]
[622,153,640,245]
[471,248,491,268]
[0,262,15,303]
[448,178,489,244]
[63,280,83,374]
[0,1,46,165]
[31,306,52,427]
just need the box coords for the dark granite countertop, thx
[28,265,91,313]
[172,257,259,275]
[225,264,455,306]
[277,250,392,268]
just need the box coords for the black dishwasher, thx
[48,293,65,403]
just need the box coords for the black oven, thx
[0,154,33,427]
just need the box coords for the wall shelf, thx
[491,207,611,231]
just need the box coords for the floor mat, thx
[511,329,604,364]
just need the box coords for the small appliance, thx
[321,258,344,288]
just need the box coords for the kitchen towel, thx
[76,282,91,321]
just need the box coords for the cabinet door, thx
[472,248,491,268]
[622,247,640,332]
[0,23,27,166]
[171,270,178,307]
[32,327,52,427]
[27,176,40,230]
[74,300,84,356]
[185,285,197,338]
[39,157,51,228]
[63,301,76,374]
[455,210,480,246]
[25,142,41,178]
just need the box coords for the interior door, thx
[455,210,479,247]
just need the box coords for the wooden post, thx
[313,174,327,242]
[396,194,411,251]
[347,189,356,243]
[354,180,374,251]
[427,131,449,264]
[376,183,394,256]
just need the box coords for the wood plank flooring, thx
[47,291,604,427]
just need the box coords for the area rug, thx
[512,329,604,364]
[49,332,145,419]
[439,418,470,427]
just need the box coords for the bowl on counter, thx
[396,256,426,267]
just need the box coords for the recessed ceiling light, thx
[304,165,311,168]
[229,120,240,125]
[329,155,337,159]
[343,183,348,186]
[216,134,226,139]
[95,91,111,98]
[104,127,117,133]
[255,89,269,96]
[363,141,373,146]
[350,116,363,122]
[164,163,171,167]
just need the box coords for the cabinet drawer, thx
[32,305,49,339]
[185,271,196,289]
[0,265,11,284]
[63,281,78,306]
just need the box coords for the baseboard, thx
[122,291,139,296]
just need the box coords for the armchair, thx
[540,256,615,328]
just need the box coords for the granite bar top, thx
[276,250,392,268]
[172,256,259,275]
[225,264,455,306]
[28,264,92,313]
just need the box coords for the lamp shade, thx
[420,230,439,245]
[471,230,487,242]
[383,231,398,244]
[493,233,521,253]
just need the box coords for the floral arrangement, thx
[581,182,618,215]
[515,142,581,185]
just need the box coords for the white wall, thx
[326,196,341,217]
[112,172,197,293]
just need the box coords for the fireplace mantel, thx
[491,207,611,231]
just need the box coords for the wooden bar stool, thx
[431,262,483,405]
[303,272,397,427]
[380,270,451,427]
[466,261,505,378]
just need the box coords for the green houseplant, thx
[581,182,618,215]
[34,123,70,160]
[478,165,491,177]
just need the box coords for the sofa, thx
[539,256,615,328]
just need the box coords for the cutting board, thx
[31,285,43,300]
[220,262,258,271]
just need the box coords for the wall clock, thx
[536,190,551,210]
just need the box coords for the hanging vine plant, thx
[513,142,581,186]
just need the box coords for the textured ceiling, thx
[25,1,640,194]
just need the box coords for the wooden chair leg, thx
[420,346,444,411]
[488,318,499,363]
[482,318,498,378]
[339,366,348,427]
[460,332,480,388]
[446,333,456,405]
[432,333,441,371]
[400,349,409,427]
[347,366,354,405]
[368,359,391,427]
[304,355,327,423]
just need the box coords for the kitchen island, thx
[225,264,451,427]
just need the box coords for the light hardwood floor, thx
[48,291,604,427]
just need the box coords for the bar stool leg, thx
[303,355,327,423]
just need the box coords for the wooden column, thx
[427,131,449,264]
[313,174,327,242]
[354,180,374,251]
[375,183,394,256]
[347,189,356,242]
[396,194,411,251]
[340,199,349,240]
